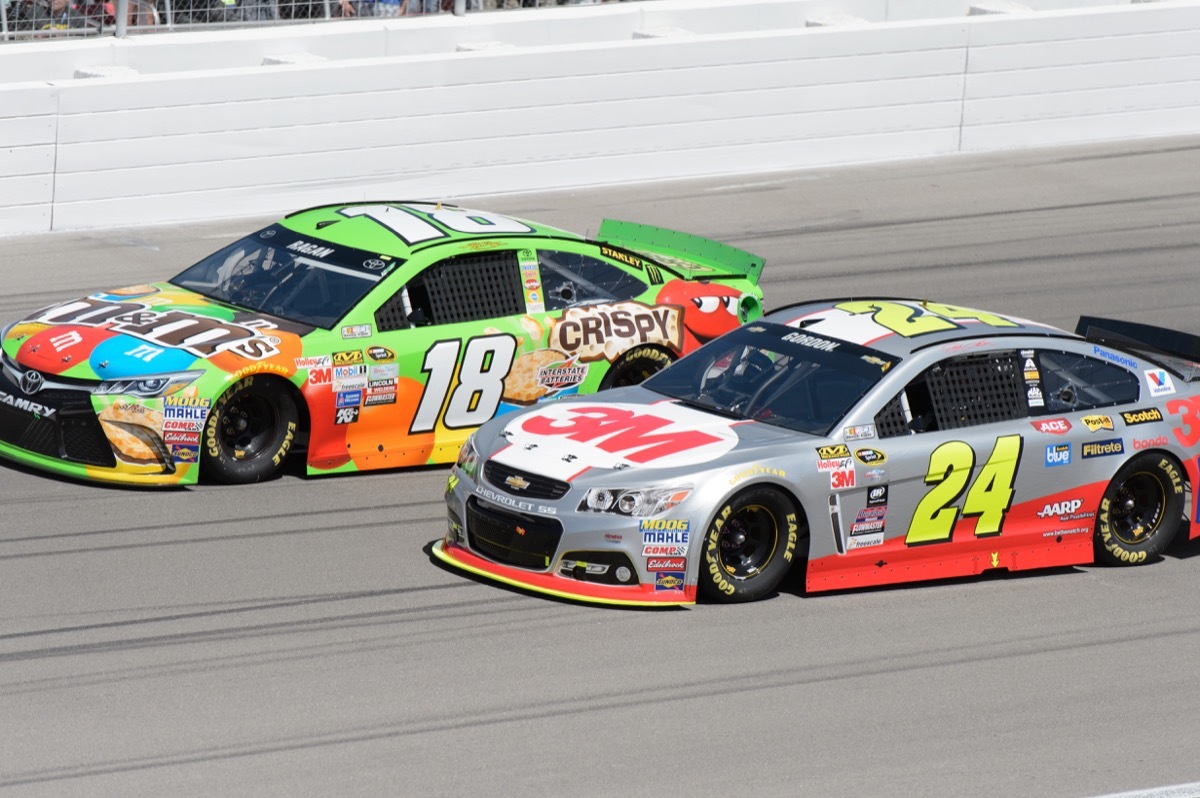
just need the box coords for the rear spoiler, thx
[596,219,765,284]
[1076,315,1200,366]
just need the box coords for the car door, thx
[836,348,1037,577]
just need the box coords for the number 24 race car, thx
[0,202,764,486]
[437,298,1200,605]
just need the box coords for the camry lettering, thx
[520,406,721,464]
[0,390,56,419]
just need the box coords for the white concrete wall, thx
[1,0,1198,234]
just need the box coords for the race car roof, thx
[765,298,1072,358]
[280,202,582,258]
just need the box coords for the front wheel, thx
[1094,454,1184,565]
[698,487,804,603]
[201,376,299,484]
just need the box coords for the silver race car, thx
[435,298,1200,606]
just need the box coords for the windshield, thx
[643,322,898,435]
[169,225,399,328]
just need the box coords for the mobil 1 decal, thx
[906,435,1023,545]
[411,334,518,433]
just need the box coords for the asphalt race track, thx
[4,137,1200,798]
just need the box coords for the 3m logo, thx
[521,406,722,464]
[831,468,856,490]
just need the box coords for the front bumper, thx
[0,360,195,486]
[441,468,696,607]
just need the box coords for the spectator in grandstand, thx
[12,0,92,30]
[404,0,436,12]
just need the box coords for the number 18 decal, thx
[906,435,1023,544]
[412,334,518,433]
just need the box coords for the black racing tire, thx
[699,487,804,603]
[599,345,675,391]
[1094,453,1184,566]
[201,375,299,484]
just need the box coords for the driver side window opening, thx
[875,351,1029,437]
[375,250,524,332]
[1036,350,1141,412]
[537,250,647,311]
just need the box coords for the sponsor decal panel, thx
[1122,407,1163,426]
[1082,414,1114,433]
[1031,418,1071,435]
[1145,369,1176,397]
[1045,443,1071,467]
[550,301,682,362]
[336,390,362,408]
[1094,346,1138,370]
[853,448,886,466]
[866,485,888,506]
[646,557,686,571]
[1133,435,1169,450]
[341,324,371,339]
[654,572,686,591]
[844,424,875,441]
[1082,438,1125,458]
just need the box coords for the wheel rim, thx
[1109,471,1167,545]
[217,393,278,461]
[716,504,779,579]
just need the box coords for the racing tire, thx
[201,375,299,484]
[698,487,804,603]
[1094,453,1184,566]
[599,345,675,391]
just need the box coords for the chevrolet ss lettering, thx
[437,299,1200,606]
[0,203,764,486]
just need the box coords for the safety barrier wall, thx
[1,0,1198,234]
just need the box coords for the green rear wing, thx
[596,219,765,284]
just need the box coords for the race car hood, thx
[2,283,310,381]
[487,392,803,482]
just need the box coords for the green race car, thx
[0,202,765,486]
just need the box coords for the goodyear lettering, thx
[728,464,787,485]
[1163,457,1184,495]
[705,524,735,596]
[1098,497,1148,563]
[784,512,798,563]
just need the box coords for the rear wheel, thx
[699,487,804,603]
[599,345,674,390]
[1094,453,1184,565]
[201,376,299,484]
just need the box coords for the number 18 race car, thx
[0,203,764,486]
[436,298,1200,605]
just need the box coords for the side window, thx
[375,250,524,332]
[1036,350,1141,412]
[537,250,647,311]
[875,351,1029,437]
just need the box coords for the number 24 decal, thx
[906,435,1023,545]
[412,335,517,433]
